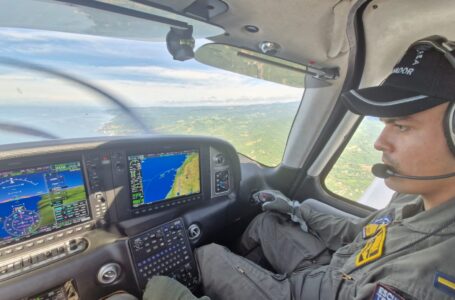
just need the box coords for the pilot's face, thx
[374,102,455,203]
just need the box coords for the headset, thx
[411,35,455,156]
[372,163,455,180]
[443,101,455,156]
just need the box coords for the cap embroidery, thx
[412,49,425,66]
[392,67,414,76]
[349,90,428,106]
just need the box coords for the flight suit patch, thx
[434,271,455,297]
[356,225,386,267]
[372,215,393,225]
[371,283,405,300]
[362,224,381,239]
[363,215,393,239]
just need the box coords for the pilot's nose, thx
[374,126,392,153]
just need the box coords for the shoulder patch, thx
[356,226,386,267]
[434,271,455,297]
[363,224,384,239]
[371,283,406,300]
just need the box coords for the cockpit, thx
[0,0,454,299]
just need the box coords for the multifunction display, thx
[128,150,201,208]
[0,162,90,247]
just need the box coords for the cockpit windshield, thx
[0,1,304,166]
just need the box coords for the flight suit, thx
[196,193,455,299]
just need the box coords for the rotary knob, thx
[214,154,225,165]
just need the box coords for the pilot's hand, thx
[252,190,298,214]
[251,189,280,205]
[143,276,210,300]
[256,190,309,232]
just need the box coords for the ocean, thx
[0,106,115,145]
[141,153,187,203]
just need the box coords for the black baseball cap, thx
[342,35,455,117]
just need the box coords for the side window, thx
[324,117,395,209]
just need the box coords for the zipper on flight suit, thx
[341,272,354,281]
[235,265,274,300]
[334,272,355,299]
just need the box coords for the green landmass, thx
[101,102,300,166]
[167,153,200,198]
[102,104,382,201]
[325,117,383,200]
[36,185,87,227]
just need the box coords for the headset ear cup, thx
[443,102,455,156]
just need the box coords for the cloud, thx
[0,28,169,60]
[91,77,303,107]
[0,68,302,108]
[97,66,215,81]
[0,28,102,42]
[79,65,249,86]
[0,74,109,107]
[0,28,303,108]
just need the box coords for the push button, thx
[6,264,14,273]
[13,261,22,270]
[22,257,32,267]
[0,266,7,275]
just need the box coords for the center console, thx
[129,218,199,290]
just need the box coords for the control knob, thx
[214,154,225,165]
[97,263,122,285]
[133,238,144,250]
[95,193,106,203]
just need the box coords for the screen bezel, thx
[0,159,92,248]
[127,149,202,210]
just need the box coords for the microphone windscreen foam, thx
[371,163,391,179]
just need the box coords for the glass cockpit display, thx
[128,150,201,208]
[0,162,90,246]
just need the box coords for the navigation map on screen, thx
[129,150,200,208]
[0,162,90,246]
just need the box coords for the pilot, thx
[144,35,455,300]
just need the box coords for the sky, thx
[0,27,304,108]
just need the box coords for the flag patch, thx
[434,271,455,297]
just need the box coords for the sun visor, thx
[195,43,339,88]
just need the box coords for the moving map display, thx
[0,162,90,247]
[129,150,201,208]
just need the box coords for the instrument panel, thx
[0,135,240,299]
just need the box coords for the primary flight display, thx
[0,162,90,246]
[128,150,201,208]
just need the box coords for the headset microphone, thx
[372,163,455,180]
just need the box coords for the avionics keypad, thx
[129,219,199,290]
